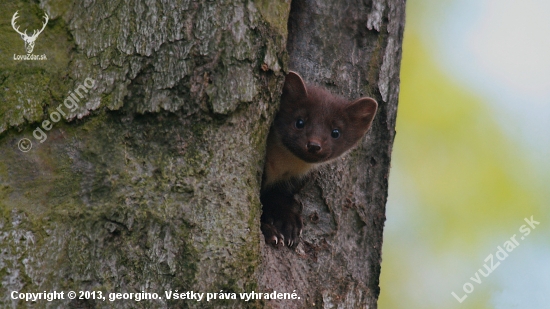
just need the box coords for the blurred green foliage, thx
[377,1,545,308]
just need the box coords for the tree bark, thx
[259,1,405,308]
[0,0,404,308]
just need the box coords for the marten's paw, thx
[261,210,303,248]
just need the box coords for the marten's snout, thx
[306,141,321,153]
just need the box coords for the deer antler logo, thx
[11,11,49,54]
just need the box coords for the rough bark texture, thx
[0,0,404,308]
[259,1,404,308]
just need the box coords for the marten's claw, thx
[261,210,302,249]
[261,222,284,247]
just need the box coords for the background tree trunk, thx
[0,0,404,308]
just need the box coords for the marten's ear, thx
[346,97,378,132]
[282,71,308,104]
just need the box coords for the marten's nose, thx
[307,141,321,153]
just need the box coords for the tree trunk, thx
[0,0,404,308]
[260,1,405,308]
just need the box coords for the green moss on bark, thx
[0,0,290,307]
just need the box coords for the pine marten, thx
[261,71,378,247]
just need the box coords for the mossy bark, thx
[0,0,404,308]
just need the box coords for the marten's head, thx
[274,71,378,164]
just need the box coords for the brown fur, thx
[263,128,315,187]
[260,71,378,247]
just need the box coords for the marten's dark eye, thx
[295,119,305,129]
[331,129,340,138]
